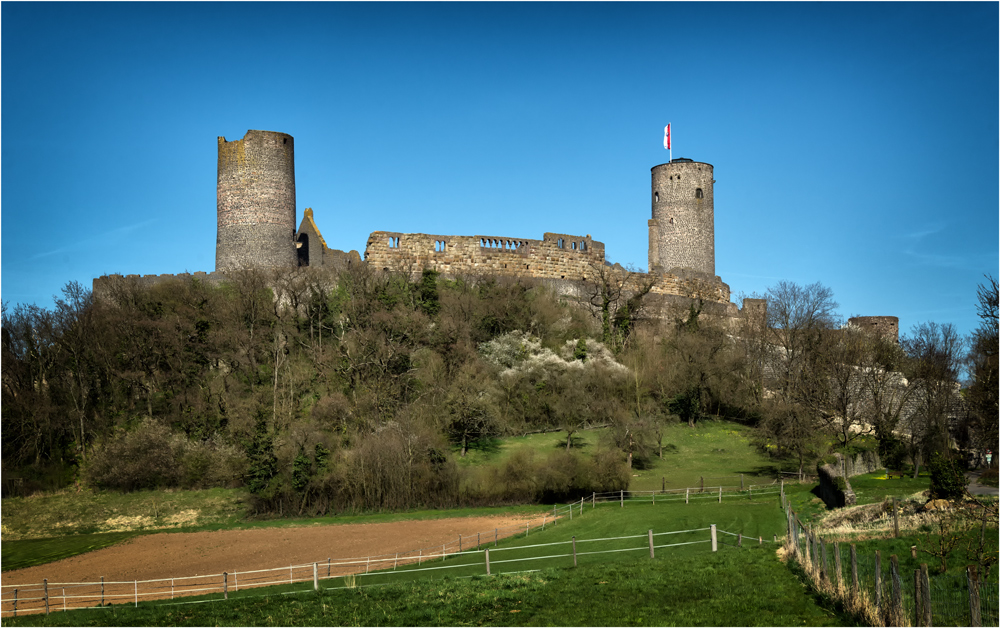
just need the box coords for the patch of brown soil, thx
[5,514,546,586]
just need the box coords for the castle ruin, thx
[92,129,895,337]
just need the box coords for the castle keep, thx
[92,129,893,333]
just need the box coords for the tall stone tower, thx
[216,130,297,271]
[648,159,715,276]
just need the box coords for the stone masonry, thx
[365,232,605,281]
[649,159,715,276]
[848,316,900,344]
[216,130,297,271]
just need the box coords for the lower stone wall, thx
[817,450,884,509]
[93,271,227,300]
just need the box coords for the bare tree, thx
[901,322,965,476]
[582,260,655,352]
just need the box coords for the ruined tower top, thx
[216,130,297,271]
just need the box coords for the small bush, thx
[978,468,998,487]
[83,418,180,492]
[928,451,966,500]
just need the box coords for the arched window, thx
[557,238,564,248]
[696,188,703,199]
[654,192,659,203]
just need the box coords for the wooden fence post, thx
[459,535,463,553]
[749,485,752,501]
[834,542,843,592]
[741,474,744,490]
[234,570,239,591]
[710,525,717,552]
[418,549,422,565]
[920,563,931,627]
[328,558,331,578]
[820,538,828,581]
[700,476,704,492]
[44,578,49,615]
[485,549,491,576]
[620,490,624,507]
[172,578,175,600]
[12,589,16,617]
[890,555,902,626]
[477,533,481,549]
[850,544,859,599]
[892,497,899,538]
[718,486,722,503]
[134,580,138,608]
[649,530,655,559]
[759,536,763,546]
[652,491,655,505]
[224,572,229,600]
[313,563,318,591]
[592,492,595,508]
[914,569,922,627]
[62,588,66,612]
[101,576,105,606]
[780,480,784,506]
[495,528,498,547]
[570,503,573,519]
[738,533,742,548]
[874,551,882,614]
[967,565,981,627]
[443,544,447,561]
[685,488,689,504]
[393,554,398,571]
[662,476,665,493]
[572,536,578,567]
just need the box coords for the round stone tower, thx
[216,130,297,271]
[648,159,715,276]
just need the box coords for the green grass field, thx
[2,497,853,626]
[460,419,779,493]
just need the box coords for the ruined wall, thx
[364,231,605,281]
[365,230,732,306]
[848,316,899,344]
[217,130,297,271]
[649,159,715,276]
[93,271,227,301]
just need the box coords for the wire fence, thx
[0,523,768,618]
[785,505,998,627]
[1,480,787,618]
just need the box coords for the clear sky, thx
[2,2,997,341]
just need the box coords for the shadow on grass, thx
[784,554,864,627]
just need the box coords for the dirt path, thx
[4,514,546,587]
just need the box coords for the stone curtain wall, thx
[365,230,732,305]
[649,160,715,276]
[364,231,606,281]
[216,130,297,271]
[848,316,900,344]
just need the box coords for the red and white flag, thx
[663,124,671,150]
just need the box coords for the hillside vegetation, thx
[2,266,995,520]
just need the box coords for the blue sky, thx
[2,2,997,341]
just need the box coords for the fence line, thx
[784,504,998,627]
[1,479,784,618]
